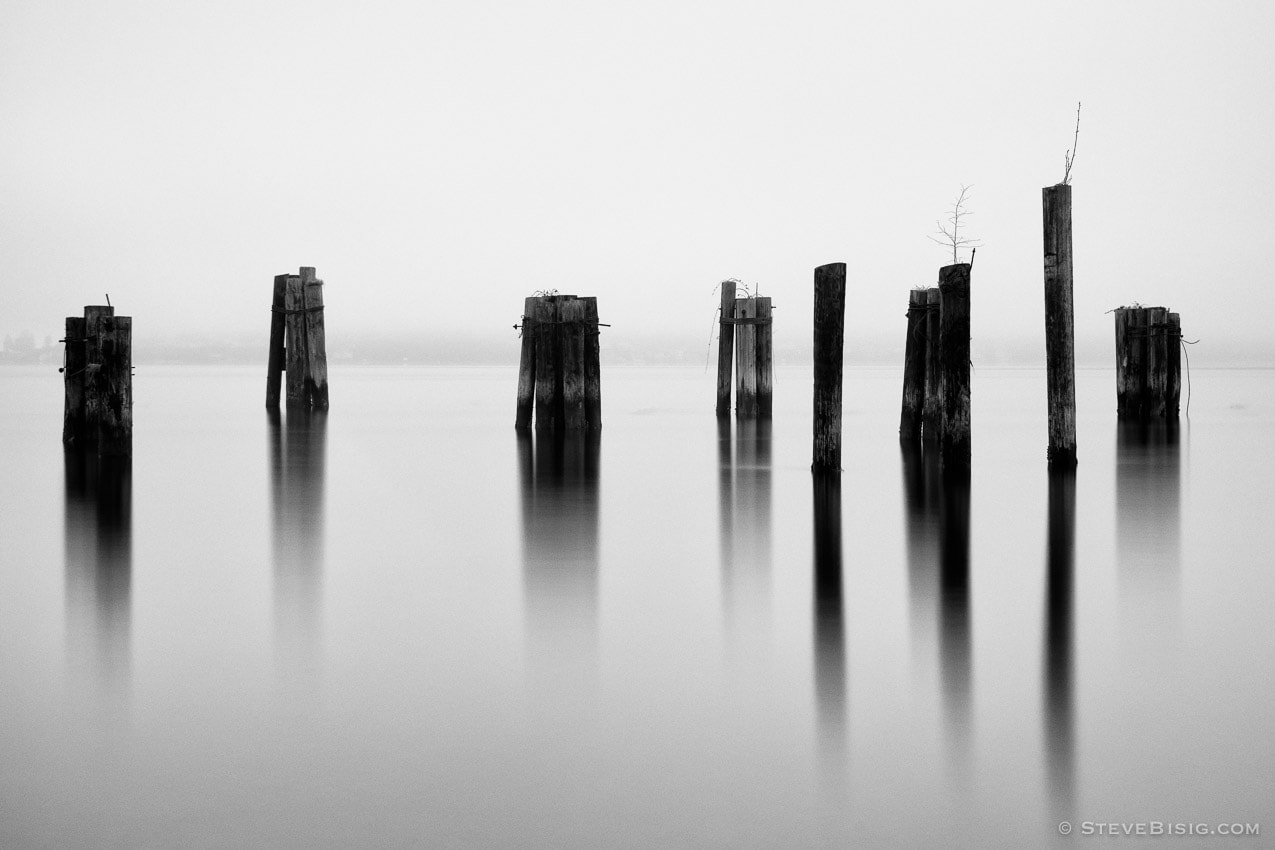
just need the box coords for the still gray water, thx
[1,364,1272,848]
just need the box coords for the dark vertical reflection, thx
[938,465,972,743]
[902,442,940,663]
[1115,420,1181,657]
[812,472,846,759]
[269,409,327,676]
[64,451,132,701]
[718,419,773,650]
[1043,468,1076,811]
[518,430,601,684]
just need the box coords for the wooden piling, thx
[922,287,942,441]
[1166,313,1181,418]
[755,297,773,419]
[533,296,564,433]
[79,305,115,453]
[1145,306,1168,419]
[1126,307,1149,418]
[582,297,602,431]
[938,263,971,468]
[265,274,287,408]
[561,297,588,431]
[1114,307,1133,417]
[1043,184,1077,467]
[93,315,132,457]
[736,297,759,419]
[278,267,329,411]
[812,263,846,473]
[516,296,538,430]
[716,282,737,419]
[899,289,928,441]
[62,315,89,446]
[63,304,130,456]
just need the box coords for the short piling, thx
[63,304,131,457]
[1145,306,1169,419]
[1166,313,1181,417]
[62,315,90,446]
[716,282,737,419]
[899,289,928,441]
[812,263,846,474]
[582,297,603,430]
[755,297,773,419]
[516,296,538,430]
[533,296,564,433]
[275,267,329,410]
[265,274,287,408]
[735,297,759,419]
[1043,183,1077,467]
[938,263,971,468]
[922,287,942,441]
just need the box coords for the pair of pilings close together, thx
[896,265,973,469]
[715,282,774,419]
[515,295,603,432]
[62,305,133,457]
[266,267,330,410]
[1114,306,1181,419]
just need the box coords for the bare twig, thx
[928,184,982,264]
[1063,101,1081,185]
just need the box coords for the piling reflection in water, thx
[901,442,940,665]
[718,418,773,654]
[812,472,846,759]
[518,430,601,683]
[938,464,972,744]
[269,408,327,674]
[1043,468,1076,811]
[63,450,132,701]
[1116,420,1181,659]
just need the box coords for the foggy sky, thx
[3,0,1273,364]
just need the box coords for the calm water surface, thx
[1,364,1272,848]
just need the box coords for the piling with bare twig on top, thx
[62,303,132,457]
[937,263,971,468]
[1043,183,1077,468]
[899,289,928,441]
[516,294,603,432]
[812,263,846,474]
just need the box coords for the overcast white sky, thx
[3,0,1273,361]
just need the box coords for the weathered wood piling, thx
[515,294,603,432]
[937,263,972,468]
[1043,184,1077,467]
[899,289,929,440]
[921,287,942,440]
[812,263,846,473]
[266,267,329,410]
[1113,305,1181,419]
[715,282,737,418]
[62,304,132,457]
[716,286,774,420]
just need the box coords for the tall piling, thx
[812,263,847,474]
[922,287,942,441]
[899,289,928,441]
[938,263,971,468]
[716,282,737,419]
[1043,183,1077,467]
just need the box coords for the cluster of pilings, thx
[715,281,774,420]
[266,267,330,410]
[61,305,132,457]
[896,264,972,469]
[1114,306,1181,419]
[515,294,603,432]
